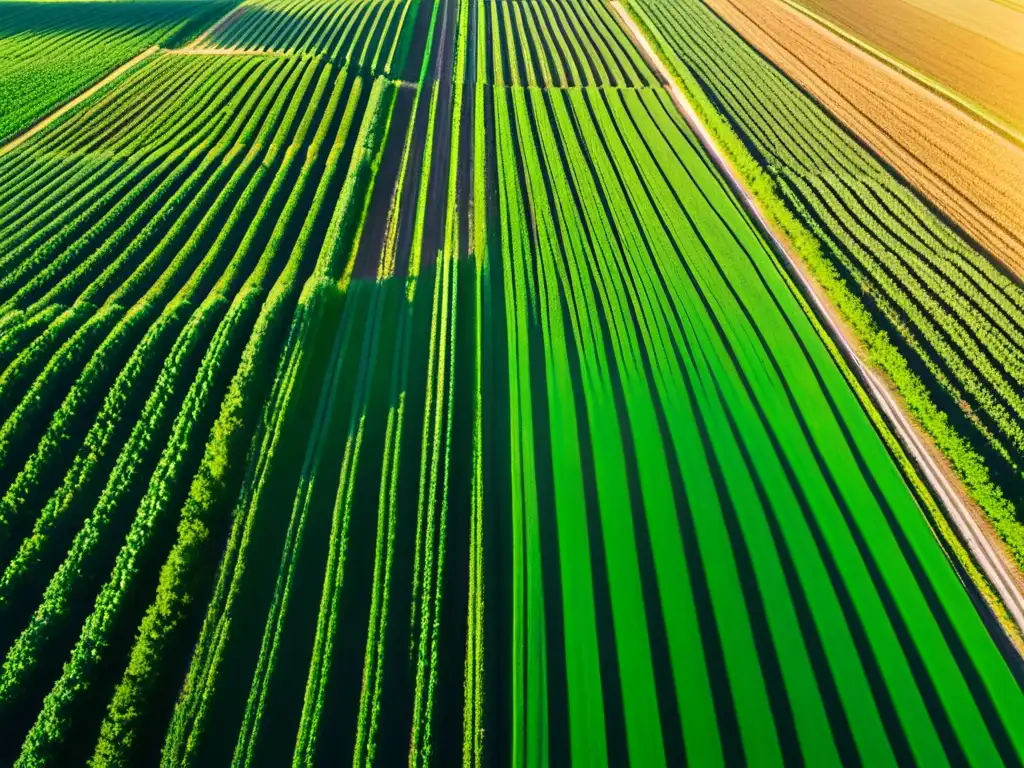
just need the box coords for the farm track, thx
[190,5,252,49]
[613,0,1024,642]
[167,48,289,56]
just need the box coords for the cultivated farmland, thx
[189,0,418,74]
[480,0,655,86]
[792,0,1024,132]
[0,1,235,141]
[698,0,1024,275]
[2,0,1024,764]
[626,0,1024,569]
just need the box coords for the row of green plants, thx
[0,56,320,768]
[0,1,230,141]
[483,0,652,87]
[204,0,416,78]
[159,76,396,766]
[0,59,294,513]
[0,57,252,285]
[493,72,1024,764]
[623,0,1024,572]
[0,0,476,760]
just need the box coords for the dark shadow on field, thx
[417,0,457,274]
[120,64,370,768]
[303,263,482,766]
[0,2,224,40]
[351,89,415,280]
[399,0,434,83]
[170,241,483,762]
[186,281,360,766]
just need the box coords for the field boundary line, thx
[0,46,158,158]
[776,0,1024,149]
[611,0,1024,643]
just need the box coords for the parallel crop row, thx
[0,46,398,765]
[490,80,1024,766]
[3,0,1024,765]
[480,0,655,87]
[198,0,420,78]
[0,1,234,141]
[625,0,1024,558]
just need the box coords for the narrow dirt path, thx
[612,0,1024,643]
[0,46,158,157]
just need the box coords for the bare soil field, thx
[707,0,1024,276]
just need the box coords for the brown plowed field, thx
[706,0,1024,276]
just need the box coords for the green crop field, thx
[1,0,1023,765]
[192,0,419,77]
[480,0,654,86]
[623,0,1024,568]
[0,1,236,141]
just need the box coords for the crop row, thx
[0,1,234,141]
[491,80,1024,766]
[705,0,1024,270]
[0,44,400,763]
[624,0,1024,559]
[201,0,419,78]
[3,0,1024,764]
[480,0,655,87]
[157,0,488,761]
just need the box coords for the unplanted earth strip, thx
[612,0,1024,642]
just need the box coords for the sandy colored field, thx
[898,0,1024,54]
[794,0,1024,132]
[706,0,1024,277]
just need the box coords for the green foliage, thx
[4,0,1024,765]
[0,2,237,141]
[622,0,1024,572]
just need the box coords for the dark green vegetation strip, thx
[0,0,1023,765]
[624,0,1024,569]
[0,1,237,142]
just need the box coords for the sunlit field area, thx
[2,0,1024,764]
